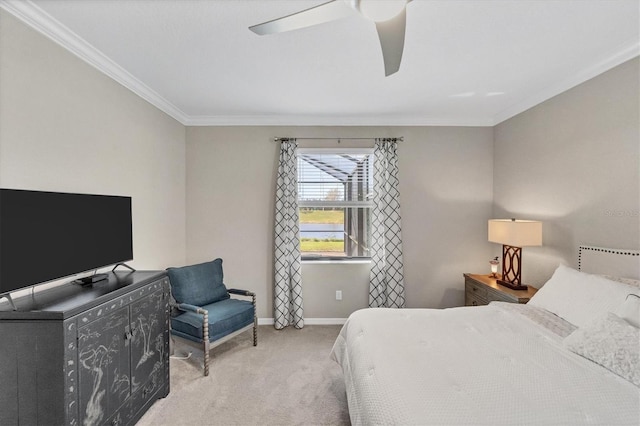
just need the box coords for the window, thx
[297,148,374,259]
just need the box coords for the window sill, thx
[302,259,371,265]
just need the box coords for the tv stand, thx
[112,262,136,272]
[75,273,109,286]
[0,271,170,425]
[0,293,17,311]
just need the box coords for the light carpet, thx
[137,325,351,426]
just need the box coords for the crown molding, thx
[493,39,640,125]
[0,0,190,124]
[183,114,495,127]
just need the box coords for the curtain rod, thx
[273,137,403,142]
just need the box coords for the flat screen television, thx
[0,189,133,294]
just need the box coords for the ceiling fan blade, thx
[249,0,356,35]
[374,7,407,76]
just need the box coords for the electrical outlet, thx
[336,290,342,301]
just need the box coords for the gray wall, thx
[186,126,494,319]
[493,57,639,286]
[0,10,187,273]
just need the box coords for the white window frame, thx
[297,147,374,261]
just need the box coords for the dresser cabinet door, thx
[130,288,166,398]
[77,306,131,426]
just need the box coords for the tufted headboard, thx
[578,245,640,279]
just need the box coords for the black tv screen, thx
[0,189,133,294]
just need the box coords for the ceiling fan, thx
[249,0,413,76]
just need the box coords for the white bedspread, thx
[331,303,640,425]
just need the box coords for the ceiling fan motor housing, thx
[349,0,409,22]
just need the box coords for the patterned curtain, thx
[369,138,406,308]
[274,139,304,329]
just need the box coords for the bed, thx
[331,246,640,425]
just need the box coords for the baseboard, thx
[258,318,347,326]
[306,318,347,325]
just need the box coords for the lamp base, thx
[497,279,528,291]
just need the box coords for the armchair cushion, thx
[167,258,230,306]
[171,298,255,343]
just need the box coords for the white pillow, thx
[528,265,640,327]
[564,312,640,387]
[601,275,640,288]
[613,294,640,328]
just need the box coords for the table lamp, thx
[488,219,542,290]
[489,257,499,278]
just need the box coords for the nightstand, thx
[464,273,538,306]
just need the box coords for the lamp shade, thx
[488,219,542,247]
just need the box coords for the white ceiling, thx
[3,0,639,126]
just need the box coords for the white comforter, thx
[331,303,640,425]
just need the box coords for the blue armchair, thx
[166,258,257,376]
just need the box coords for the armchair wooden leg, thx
[252,293,257,346]
[253,317,258,347]
[200,308,210,376]
[203,339,210,376]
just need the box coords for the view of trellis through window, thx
[297,148,374,259]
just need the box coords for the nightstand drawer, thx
[465,291,487,307]
[486,288,517,303]
[465,278,488,299]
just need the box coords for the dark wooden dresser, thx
[0,271,170,426]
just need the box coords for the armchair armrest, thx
[174,302,207,315]
[227,289,257,310]
[227,288,255,297]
